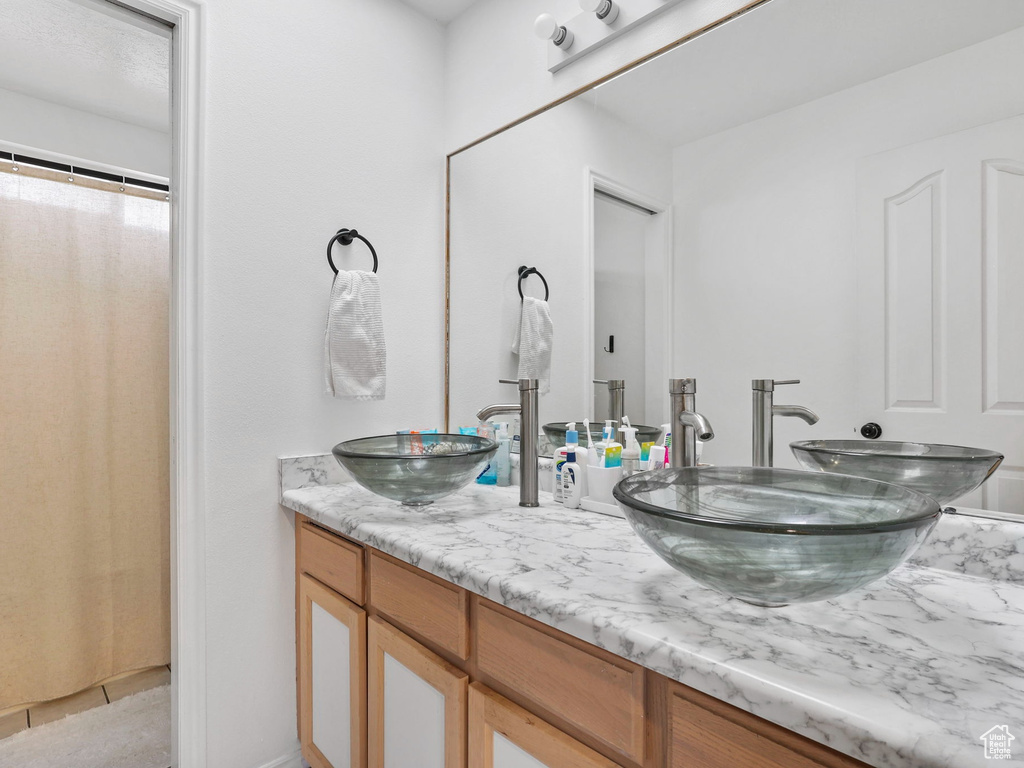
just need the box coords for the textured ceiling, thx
[398,0,481,24]
[0,0,170,132]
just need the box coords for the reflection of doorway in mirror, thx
[857,113,1024,514]
[594,192,652,424]
[585,172,672,429]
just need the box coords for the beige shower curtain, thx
[0,161,170,710]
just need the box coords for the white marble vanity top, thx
[279,455,1024,768]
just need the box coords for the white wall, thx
[448,97,671,429]
[0,86,170,177]
[199,1,445,766]
[672,26,1024,468]
[444,0,764,150]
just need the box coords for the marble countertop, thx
[279,456,1024,768]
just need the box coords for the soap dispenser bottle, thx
[620,426,641,475]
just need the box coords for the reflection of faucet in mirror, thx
[669,378,714,468]
[477,379,539,507]
[752,379,819,468]
[593,379,624,427]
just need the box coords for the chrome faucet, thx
[477,379,539,507]
[669,378,715,468]
[593,379,625,426]
[752,379,819,467]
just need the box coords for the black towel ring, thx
[327,228,378,274]
[517,265,549,301]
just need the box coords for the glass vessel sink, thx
[790,440,1003,507]
[613,467,940,606]
[332,433,497,506]
[542,422,662,445]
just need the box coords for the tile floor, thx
[0,665,171,739]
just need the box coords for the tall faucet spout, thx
[678,411,715,441]
[476,403,520,422]
[773,405,819,425]
[477,379,539,507]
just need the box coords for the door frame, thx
[108,1,206,766]
[584,168,673,422]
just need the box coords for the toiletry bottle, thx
[476,422,497,484]
[649,445,667,470]
[602,431,622,469]
[561,450,582,509]
[620,426,641,475]
[510,416,521,455]
[552,423,579,503]
[495,422,511,487]
[604,444,622,469]
[640,441,655,470]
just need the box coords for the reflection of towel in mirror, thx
[511,296,552,395]
[323,270,386,400]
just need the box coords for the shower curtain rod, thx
[0,149,170,193]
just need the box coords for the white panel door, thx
[856,114,1024,514]
[299,574,366,768]
[468,683,618,768]
[493,732,551,768]
[368,617,467,768]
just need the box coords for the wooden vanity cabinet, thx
[294,515,871,768]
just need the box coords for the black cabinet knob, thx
[860,422,883,440]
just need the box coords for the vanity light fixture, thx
[580,0,619,24]
[534,13,574,50]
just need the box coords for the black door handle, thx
[860,423,883,440]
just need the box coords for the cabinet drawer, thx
[299,521,365,605]
[668,683,868,768]
[474,599,644,763]
[369,552,469,659]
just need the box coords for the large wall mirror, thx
[447,0,1024,514]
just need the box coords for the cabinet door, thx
[299,573,367,768]
[368,616,468,768]
[468,683,619,768]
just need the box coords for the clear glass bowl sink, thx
[332,433,497,506]
[542,422,663,445]
[613,467,940,606]
[790,440,1003,507]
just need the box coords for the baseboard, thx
[253,748,302,768]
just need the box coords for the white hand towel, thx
[323,270,386,400]
[511,296,553,395]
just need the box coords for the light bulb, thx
[580,0,619,23]
[534,13,574,49]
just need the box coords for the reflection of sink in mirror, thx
[446,0,1024,517]
[541,422,662,446]
[791,440,1004,508]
